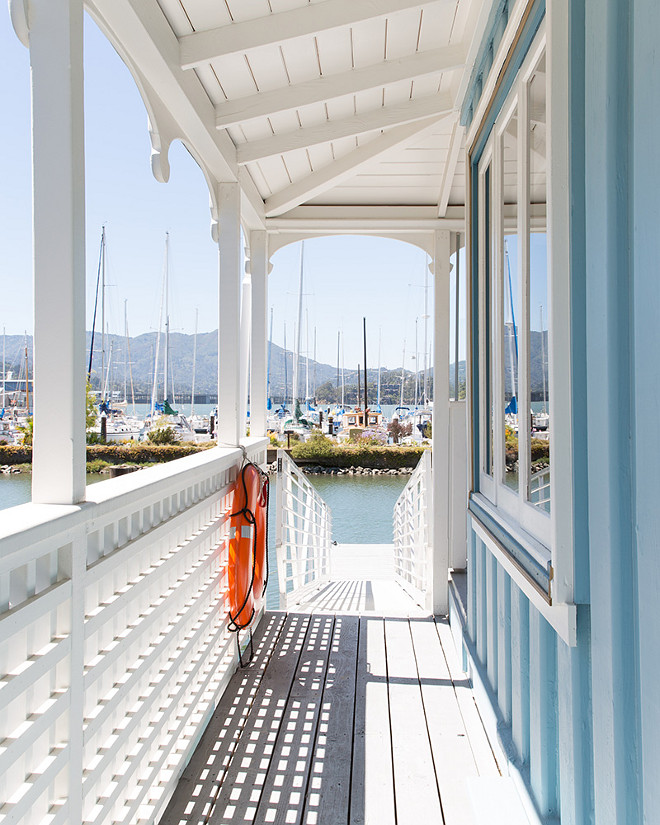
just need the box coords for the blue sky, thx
[0,9,469,371]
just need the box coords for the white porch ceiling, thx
[91,0,486,228]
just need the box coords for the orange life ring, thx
[227,462,269,631]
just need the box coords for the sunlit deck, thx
[160,608,534,825]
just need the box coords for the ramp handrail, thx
[393,449,432,608]
[275,449,332,608]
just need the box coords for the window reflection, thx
[502,108,519,492]
[527,54,550,513]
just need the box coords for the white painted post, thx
[431,229,451,614]
[216,182,241,445]
[249,230,268,438]
[239,270,251,438]
[29,0,86,504]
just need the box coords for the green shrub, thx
[86,459,111,474]
[0,445,32,465]
[147,426,179,445]
[290,439,425,469]
[531,438,550,463]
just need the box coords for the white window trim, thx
[473,7,574,612]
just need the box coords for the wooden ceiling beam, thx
[437,115,464,216]
[180,0,445,70]
[264,115,448,217]
[215,44,466,130]
[237,93,454,164]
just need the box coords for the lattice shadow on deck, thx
[159,610,532,825]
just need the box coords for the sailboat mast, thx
[103,338,113,401]
[101,228,106,399]
[414,318,419,408]
[423,262,429,405]
[336,331,340,403]
[191,307,198,417]
[305,309,310,403]
[313,327,317,401]
[2,327,5,410]
[123,300,128,404]
[363,317,368,417]
[341,331,345,407]
[292,241,304,413]
[125,308,137,417]
[283,322,288,407]
[24,340,30,414]
[400,340,406,407]
[163,233,170,403]
[266,307,273,405]
[377,327,381,408]
[150,240,167,417]
[540,305,547,412]
[88,226,105,382]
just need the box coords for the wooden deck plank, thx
[435,617,501,778]
[302,615,360,825]
[208,612,312,824]
[159,611,286,825]
[384,617,444,825]
[349,617,396,825]
[160,609,513,825]
[409,617,479,825]
[252,614,336,825]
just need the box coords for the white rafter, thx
[264,115,449,217]
[215,44,466,130]
[237,93,454,164]
[437,115,464,217]
[180,0,448,69]
[87,0,266,229]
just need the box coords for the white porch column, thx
[431,229,452,614]
[28,0,86,504]
[249,230,268,438]
[239,270,251,437]
[216,182,242,445]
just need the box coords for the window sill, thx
[469,492,576,646]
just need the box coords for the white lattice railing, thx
[530,465,551,512]
[393,450,432,607]
[275,450,332,609]
[0,437,267,825]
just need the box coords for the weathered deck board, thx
[160,609,529,825]
[435,617,502,778]
[208,612,312,824]
[349,617,396,825]
[409,617,480,825]
[303,614,359,825]
[158,612,286,825]
[384,617,444,825]
[252,614,335,825]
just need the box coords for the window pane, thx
[527,52,550,513]
[449,239,466,401]
[502,107,519,491]
[482,164,494,476]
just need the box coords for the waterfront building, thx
[2,1,657,823]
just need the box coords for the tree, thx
[388,419,412,444]
[86,380,98,430]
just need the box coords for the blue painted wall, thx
[458,0,660,823]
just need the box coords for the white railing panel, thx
[275,450,332,609]
[393,450,432,608]
[0,437,268,825]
